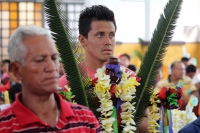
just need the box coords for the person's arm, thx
[139,117,149,133]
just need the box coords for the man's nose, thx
[104,36,112,45]
[46,59,57,72]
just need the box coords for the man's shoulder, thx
[183,76,192,83]
[156,78,169,85]
[178,117,200,133]
[0,106,14,118]
[0,106,16,130]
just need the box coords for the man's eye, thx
[110,33,115,38]
[52,57,58,61]
[97,33,103,38]
[35,59,44,62]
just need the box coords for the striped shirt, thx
[0,93,102,133]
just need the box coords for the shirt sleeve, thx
[89,111,102,133]
[189,81,197,93]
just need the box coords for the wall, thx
[114,43,200,69]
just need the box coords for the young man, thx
[59,5,149,133]
[0,25,101,133]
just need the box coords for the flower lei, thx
[148,86,182,133]
[93,65,140,133]
[148,93,160,133]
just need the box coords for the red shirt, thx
[0,93,101,133]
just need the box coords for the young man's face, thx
[80,21,116,63]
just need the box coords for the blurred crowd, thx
[118,53,200,117]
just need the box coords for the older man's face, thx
[18,35,59,95]
[172,63,185,79]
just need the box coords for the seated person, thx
[155,61,197,109]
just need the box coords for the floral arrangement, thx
[58,85,75,102]
[92,57,140,133]
[172,109,197,133]
[148,86,183,133]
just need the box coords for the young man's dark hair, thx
[186,64,196,74]
[8,83,22,103]
[78,5,117,38]
[121,53,131,61]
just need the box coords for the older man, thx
[0,25,101,133]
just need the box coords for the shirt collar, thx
[12,92,74,126]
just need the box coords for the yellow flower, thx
[148,93,160,133]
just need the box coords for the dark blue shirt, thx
[178,117,200,133]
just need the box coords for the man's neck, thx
[21,90,59,127]
[170,75,180,84]
[84,56,106,71]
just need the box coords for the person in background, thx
[155,61,197,109]
[0,25,101,133]
[119,53,131,67]
[0,60,10,76]
[186,64,196,79]
[0,83,22,111]
[128,64,137,72]
[181,57,190,68]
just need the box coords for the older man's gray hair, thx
[8,25,54,65]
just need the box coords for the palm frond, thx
[132,50,143,61]
[133,0,183,128]
[43,0,88,106]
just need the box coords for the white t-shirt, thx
[192,74,200,84]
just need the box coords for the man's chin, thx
[101,55,113,62]
[43,85,58,92]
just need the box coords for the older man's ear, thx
[10,62,23,82]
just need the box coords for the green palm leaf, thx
[132,50,143,61]
[133,0,183,128]
[43,0,88,106]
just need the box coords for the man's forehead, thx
[90,21,115,30]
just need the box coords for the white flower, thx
[94,65,139,132]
